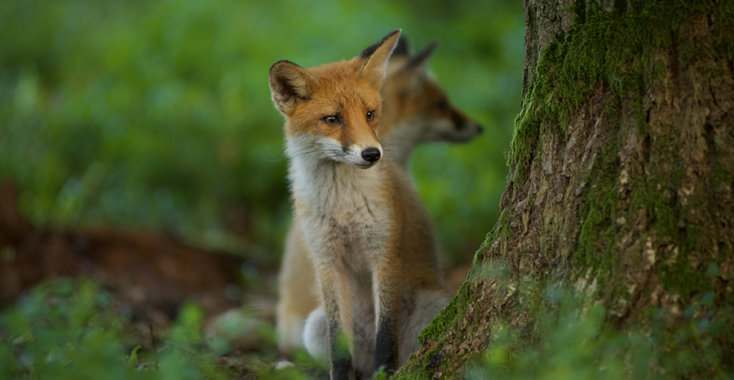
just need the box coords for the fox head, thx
[269,30,401,169]
[381,37,483,146]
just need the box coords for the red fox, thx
[276,36,483,355]
[269,30,453,379]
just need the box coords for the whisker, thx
[382,142,410,150]
[287,149,327,159]
[379,136,410,149]
[266,156,290,163]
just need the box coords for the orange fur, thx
[276,36,483,356]
[270,31,457,379]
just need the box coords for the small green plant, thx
[464,285,733,380]
[126,345,142,370]
[0,278,231,379]
[0,278,328,379]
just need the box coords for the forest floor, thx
[0,180,471,379]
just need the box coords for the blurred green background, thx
[0,0,523,265]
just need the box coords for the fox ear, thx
[405,40,437,72]
[269,60,320,115]
[392,35,411,57]
[358,29,401,90]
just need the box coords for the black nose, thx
[361,147,381,162]
[477,124,484,133]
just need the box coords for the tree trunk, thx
[397,0,734,378]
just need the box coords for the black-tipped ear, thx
[358,29,401,90]
[405,40,438,71]
[392,35,411,57]
[269,60,320,115]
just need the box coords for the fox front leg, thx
[318,266,355,380]
[328,317,353,380]
[373,268,401,377]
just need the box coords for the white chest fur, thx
[287,141,394,270]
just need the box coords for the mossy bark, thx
[396,0,734,378]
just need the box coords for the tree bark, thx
[397,0,734,378]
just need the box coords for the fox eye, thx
[436,100,448,111]
[366,111,375,121]
[323,116,340,126]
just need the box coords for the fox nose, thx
[361,147,381,163]
[477,124,484,133]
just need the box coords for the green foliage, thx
[127,345,142,370]
[0,278,229,379]
[2,275,731,380]
[397,274,734,380]
[466,286,734,380]
[0,278,329,379]
[0,0,523,263]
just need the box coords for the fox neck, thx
[286,135,385,215]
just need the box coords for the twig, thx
[150,323,159,371]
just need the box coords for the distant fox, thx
[269,30,451,379]
[276,36,483,354]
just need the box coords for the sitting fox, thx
[276,36,483,354]
[269,30,450,379]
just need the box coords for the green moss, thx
[499,209,512,240]
[573,152,621,275]
[395,281,472,378]
[508,94,541,185]
[711,164,734,191]
[418,280,474,345]
[579,103,624,282]
[544,0,732,306]
[400,0,734,377]
[505,0,715,186]
[474,222,499,266]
